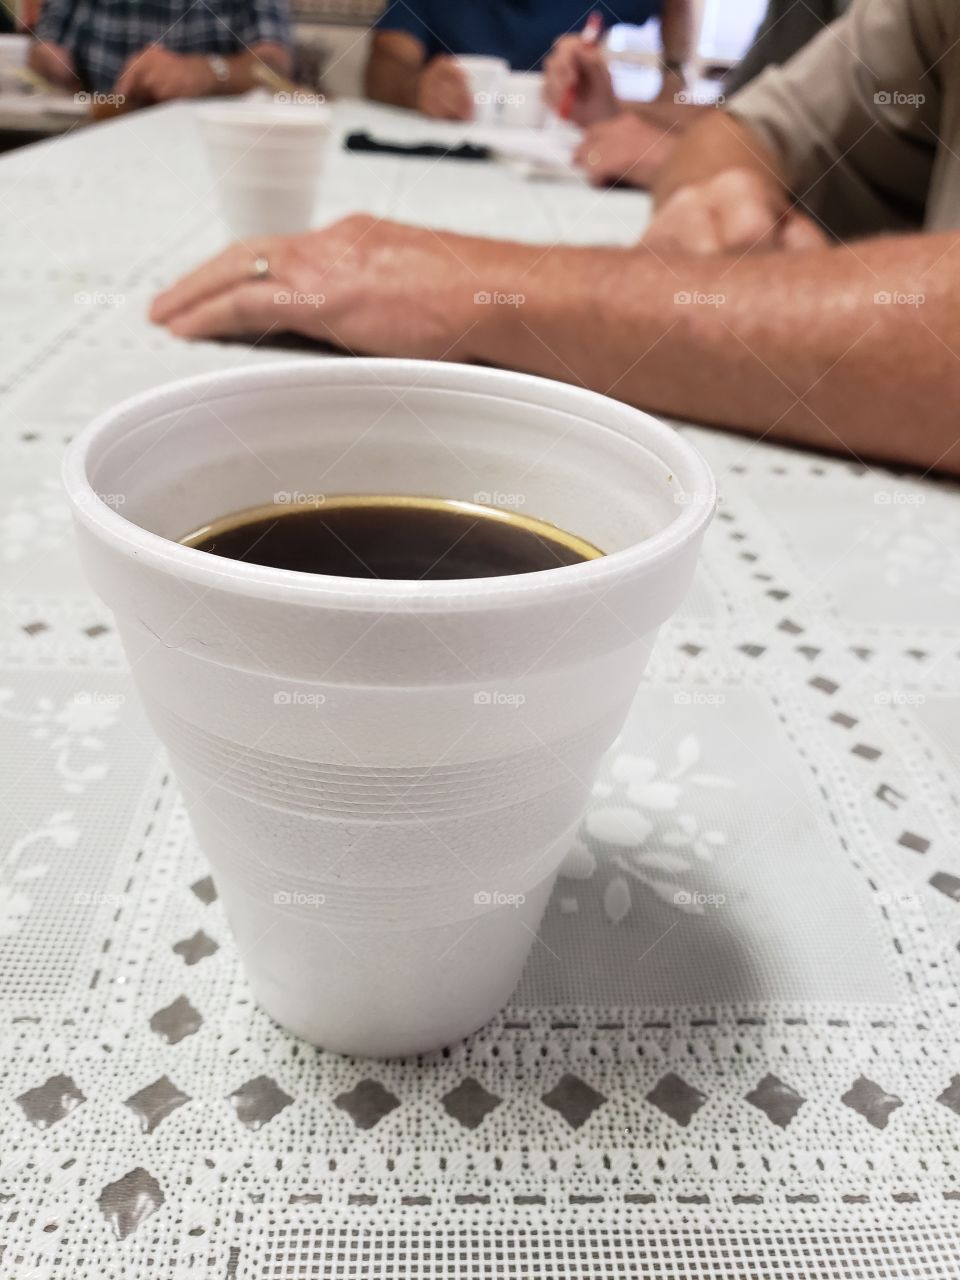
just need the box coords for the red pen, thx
[559,10,605,121]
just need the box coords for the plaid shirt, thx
[35,0,292,93]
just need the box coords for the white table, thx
[2,100,960,1280]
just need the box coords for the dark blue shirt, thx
[374,1,663,71]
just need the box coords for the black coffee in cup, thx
[180,496,603,581]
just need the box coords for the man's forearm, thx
[652,109,785,204]
[457,233,960,475]
[221,42,292,93]
[660,0,695,66]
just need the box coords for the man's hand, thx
[416,56,473,120]
[644,167,828,255]
[115,45,217,105]
[543,34,617,127]
[576,113,677,188]
[150,214,498,357]
[28,41,81,91]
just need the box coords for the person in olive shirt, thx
[365,0,696,120]
[152,0,960,476]
[28,0,292,103]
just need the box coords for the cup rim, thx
[63,358,716,611]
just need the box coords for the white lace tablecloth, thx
[2,99,960,1280]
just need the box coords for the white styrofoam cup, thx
[455,55,510,124]
[196,101,330,239]
[64,359,715,1057]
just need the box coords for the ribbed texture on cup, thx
[153,702,610,821]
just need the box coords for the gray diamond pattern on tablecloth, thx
[646,1073,707,1127]
[745,1074,805,1129]
[542,1074,605,1129]
[335,1080,401,1130]
[841,1076,904,1129]
[172,928,219,965]
[441,1078,502,1129]
[124,1076,190,1133]
[228,1076,293,1129]
[16,1074,85,1128]
[937,1077,960,1116]
[189,874,217,905]
[149,994,203,1044]
[97,1168,164,1240]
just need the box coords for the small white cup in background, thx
[64,359,715,1058]
[498,71,547,128]
[196,100,330,240]
[456,54,510,124]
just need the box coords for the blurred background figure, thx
[364,0,695,121]
[27,0,292,104]
[546,0,851,188]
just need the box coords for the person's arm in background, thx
[646,0,937,254]
[363,1,472,118]
[150,213,960,475]
[27,0,82,90]
[114,0,292,104]
[656,0,696,101]
[543,30,695,186]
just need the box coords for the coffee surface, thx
[181,497,602,580]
